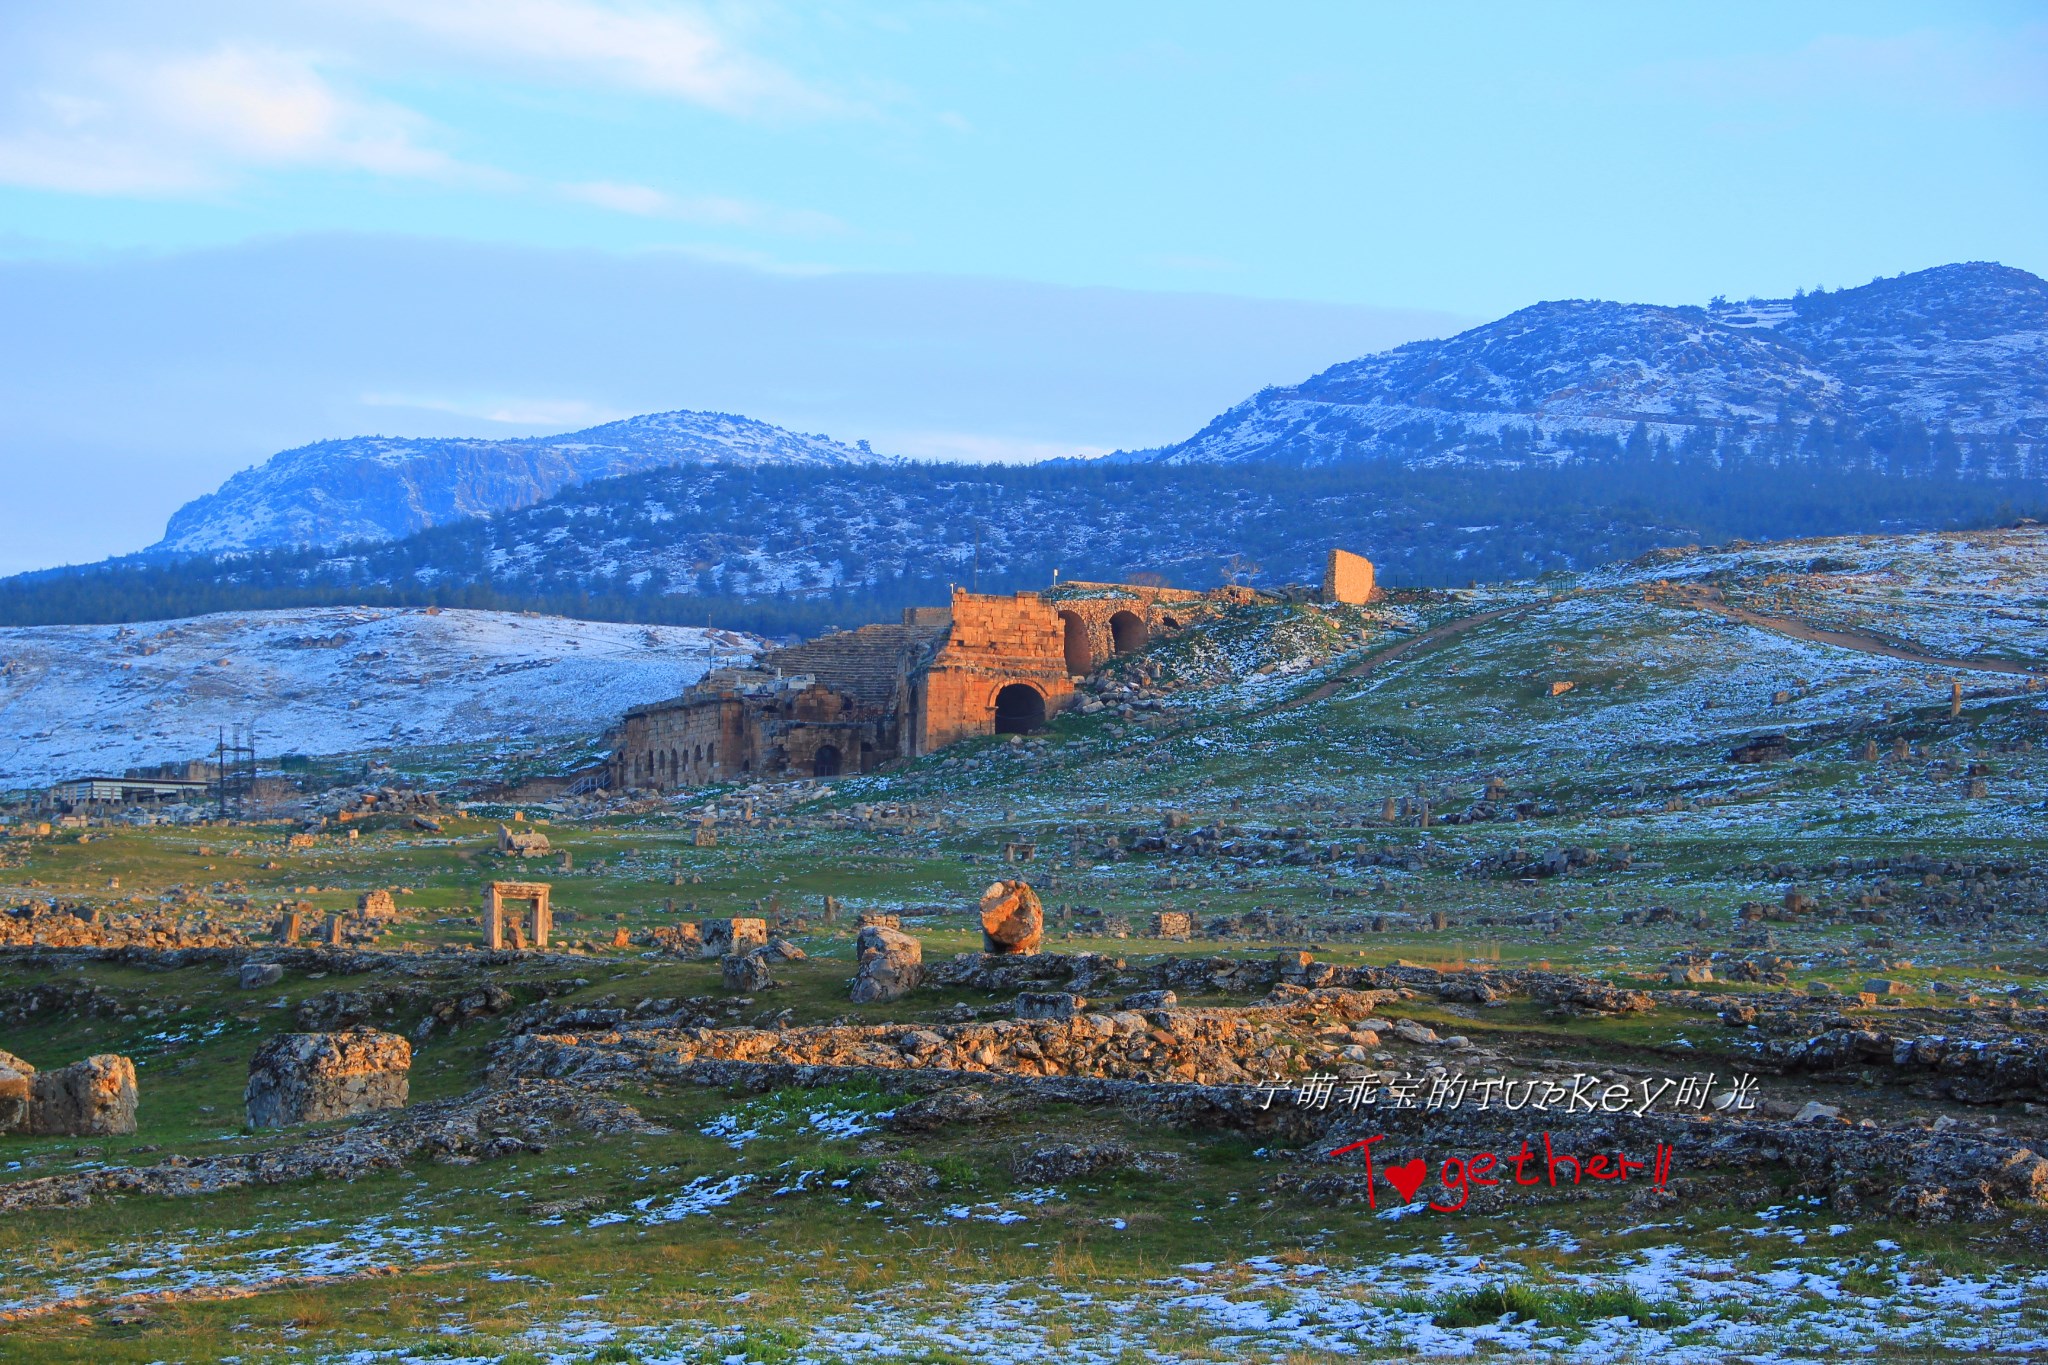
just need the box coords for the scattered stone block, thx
[722,950,777,994]
[1862,979,1910,996]
[1149,911,1193,940]
[245,1031,410,1128]
[240,962,284,990]
[1729,734,1790,764]
[497,825,551,858]
[1668,963,1714,985]
[856,912,901,930]
[702,917,768,959]
[0,1049,32,1134]
[1794,1101,1843,1124]
[979,880,1044,955]
[850,925,922,1004]
[30,1055,137,1136]
[1389,1018,1439,1045]
[764,938,806,963]
[1015,991,1086,1019]
[1118,990,1177,1011]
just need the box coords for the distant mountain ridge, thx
[1131,262,2048,468]
[15,260,2042,632]
[155,409,891,554]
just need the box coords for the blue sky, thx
[1,2,2043,570]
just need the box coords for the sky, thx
[1,1,2043,573]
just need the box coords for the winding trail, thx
[1668,585,2044,678]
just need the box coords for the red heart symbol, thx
[1383,1157,1428,1204]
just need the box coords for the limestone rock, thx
[1011,1141,1132,1183]
[240,962,285,990]
[1389,1018,1439,1045]
[850,925,922,1004]
[246,1030,410,1128]
[722,950,777,994]
[979,880,1044,955]
[1669,963,1714,985]
[1863,978,1910,996]
[764,937,807,963]
[701,917,768,960]
[0,1061,30,1134]
[1015,991,1086,1019]
[1118,990,1177,1011]
[30,1055,137,1136]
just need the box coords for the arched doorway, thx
[1060,611,1092,675]
[992,683,1046,734]
[1110,610,1148,655]
[812,745,842,777]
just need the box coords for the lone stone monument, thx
[484,880,553,950]
[979,880,1044,955]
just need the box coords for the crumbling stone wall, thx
[498,990,1385,1087]
[0,904,251,950]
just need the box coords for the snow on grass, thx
[0,606,760,787]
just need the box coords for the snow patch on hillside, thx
[0,608,759,788]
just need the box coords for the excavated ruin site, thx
[5,527,2048,1362]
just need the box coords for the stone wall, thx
[0,905,252,951]
[1322,549,1377,604]
[913,589,1076,752]
[497,989,1384,1087]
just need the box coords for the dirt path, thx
[1669,586,2044,678]
[1269,604,1530,713]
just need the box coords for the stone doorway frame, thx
[483,880,552,950]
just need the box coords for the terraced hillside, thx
[2,527,2047,1362]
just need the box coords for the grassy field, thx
[5,531,2048,1360]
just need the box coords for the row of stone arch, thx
[1059,608,1164,676]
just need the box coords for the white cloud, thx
[360,392,627,427]
[561,179,842,233]
[1642,25,2048,112]
[362,0,836,117]
[873,430,1112,465]
[0,44,460,195]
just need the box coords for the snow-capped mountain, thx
[0,606,760,787]
[15,261,2042,630]
[1137,263,2048,467]
[154,410,893,554]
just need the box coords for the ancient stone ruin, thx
[979,880,1044,955]
[497,824,552,858]
[850,924,921,1003]
[701,917,767,959]
[358,888,397,918]
[483,880,552,950]
[246,1030,412,1128]
[0,1048,139,1136]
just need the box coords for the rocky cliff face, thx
[155,409,891,554]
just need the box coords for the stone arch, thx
[813,744,842,778]
[1110,609,1148,655]
[992,682,1046,734]
[1161,614,1183,632]
[1059,610,1093,675]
